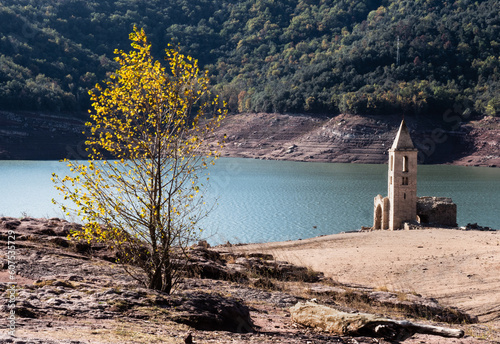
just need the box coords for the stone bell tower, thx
[373,120,458,230]
[387,120,418,230]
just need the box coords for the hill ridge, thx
[0,0,499,117]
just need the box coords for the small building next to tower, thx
[373,120,457,230]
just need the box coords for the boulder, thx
[290,301,464,341]
[4,219,21,229]
[172,292,253,333]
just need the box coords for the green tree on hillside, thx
[1,0,499,117]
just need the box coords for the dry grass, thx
[33,279,76,289]
[374,285,389,292]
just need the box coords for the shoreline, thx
[2,111,499,167]
[209,113,500,168]
[226,223,499,246]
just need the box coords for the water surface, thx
[0,158,498,244]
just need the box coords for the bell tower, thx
[388,120,418,230]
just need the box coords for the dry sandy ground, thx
[231,228,500,339]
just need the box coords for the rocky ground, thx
[452,116,500,167]
[1,110,499,167]
[0,217,493,343]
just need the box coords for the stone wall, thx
[373,195,390,230]
[416,197,457,227]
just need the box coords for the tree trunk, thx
[163,266,173,294]
[148,266,163,291]
[148,249,164,291]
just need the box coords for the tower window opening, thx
[402,177,408,185]
[403,156,408,172]
[404,193,406,199]
[390,156,393,171]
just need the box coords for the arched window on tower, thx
[403,156,408,172]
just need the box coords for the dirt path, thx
[231,228,500,327]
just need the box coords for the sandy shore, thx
[230,228,500,327]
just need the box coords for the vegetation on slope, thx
[0,0,499,117]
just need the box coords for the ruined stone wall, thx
[373,195,389,229]
[416,197,457,227]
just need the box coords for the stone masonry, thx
[416,197,458,227]
[373,120,457,230]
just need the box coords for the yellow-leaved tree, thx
[52,27,226,293]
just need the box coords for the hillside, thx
[2,110,499,167]
[0,0,499,118]
[208,112,500,167]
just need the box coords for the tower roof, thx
[391,119,416,150]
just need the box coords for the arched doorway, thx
[374,205,382,230]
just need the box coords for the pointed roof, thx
[391,119,416,150]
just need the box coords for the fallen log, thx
[290,301,464,341]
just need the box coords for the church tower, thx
[387,120,418,230]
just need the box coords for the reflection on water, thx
[0,158,499,244]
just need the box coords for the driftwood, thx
[290,301,464,341]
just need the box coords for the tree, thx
[52,27,226,293]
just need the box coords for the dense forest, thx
[0,0,499,118]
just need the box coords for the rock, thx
[72,242,91,254]
[1,338,87,344]
[247,252,274,260]
[16,306,38,318]
[227,287,299,308]
[46,298,65,306]
[184,260,245,281]
[251,277,275,289]
[4,219,21,229]
[290,301,464,340]
[183,248,248,282]
[172,292,253,333]
[122,290,141,299]
[307,285,347,296]
[33,227,57,235]
[464,223,496,231]
[189,247,222,262]
[62,223,83,233]
[52,280,74,288]
[197,240,210,248]
[49,237,70,247]
[286,144,297,153]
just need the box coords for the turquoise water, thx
[0,158,498,244]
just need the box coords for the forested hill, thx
[1,0,499,118]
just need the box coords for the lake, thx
[0,158,498,245]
